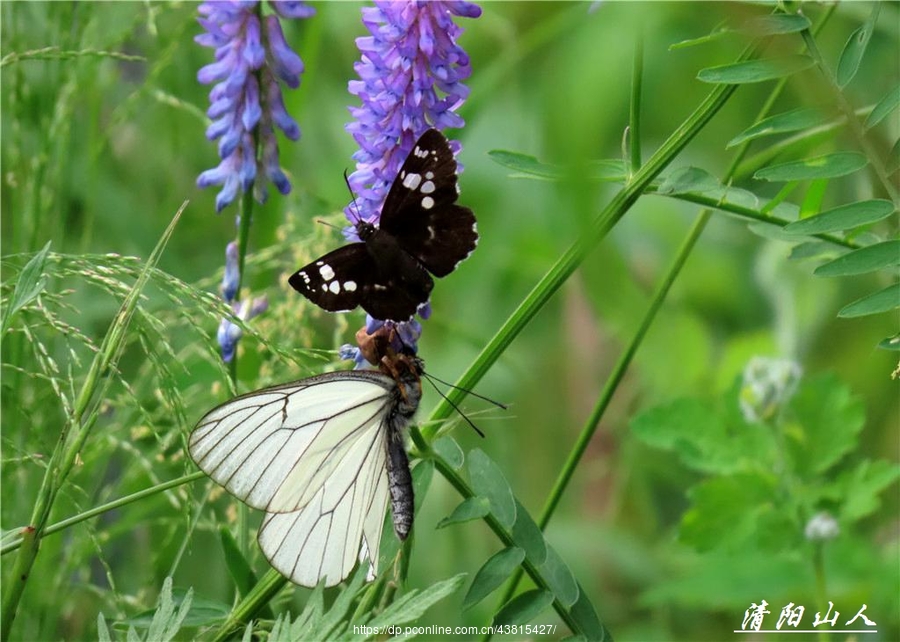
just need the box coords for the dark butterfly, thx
[289,129,478,322]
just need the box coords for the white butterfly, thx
[189,355,422,587]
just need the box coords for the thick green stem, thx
[489,7,839,625]
[424,45,752,438]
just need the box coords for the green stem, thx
[0,472,206,556]
[424,43,752,439]
[487,6,841,622]
[210,569,288,642]
[407,431,585,636]
[812,541,828,642]
[232,185,256,559]
[629,34,643,174]
[228,1,261,551]
[651,190,861,250]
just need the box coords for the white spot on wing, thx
[420,180,435,194]
[414,145,428,158]
[329,281,340,294]
[402,173,422,190]
[318,264,335,281]
[344,281,357,292]
[427,225,435,240]
[425,171,434,180]
[421,196,434,210]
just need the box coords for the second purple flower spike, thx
[195,0,314,213]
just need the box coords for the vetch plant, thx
[194,0,313,364]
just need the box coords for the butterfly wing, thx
[189,371,397,514]
[379,129,478,278]
[257,448,390,587]
[288,244,372,313]
[290,239,427,321]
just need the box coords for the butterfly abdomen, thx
[386,428,413,540]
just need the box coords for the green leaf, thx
[838,282,900,317]
[837,460,900,523]
[630,394,775,475]
[697,55,814,84]
[537,544,579,608]
[878,334,900,351]
[668,25,729,50]
[1,241,51,335]
[437,496,491,529]
[785,374,865,476]
[432,435,464,470]
[369,573,467,628]
[739,13,811,35]
[784,200,895,235]
[657,166,720,195]
[754,152,868,181]
[836,3,880,88]
[568,581,609,641]
[493,589,554,627]
[680,473,787,552]
[412,458,435,513]
[511,500,547,565]
[268,613,293,642]
[728,107,828,148]
[218,527,267,610]
[462,547,525,609]
[889,137,900,174]
[814,241,900,277]
[488,150,625,182]
[467,449,516,529]
[788,241,835,261]
[97,614,112,642]
[306,568,366,640]
[143,577,193,642]
[489,150,561,179]
[291,582,325,634]
[746,222,800,242]
[161,598,230,629]
[865,86,900,129]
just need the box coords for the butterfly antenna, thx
[343,169,363,225]
[422,374,486,438]
[422,372,508,410]
[315,218,343,232]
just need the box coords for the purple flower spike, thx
[341,0,480,361]
[345,0,480,225]
[196,1,313,212]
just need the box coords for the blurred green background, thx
[2,2,898,640]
